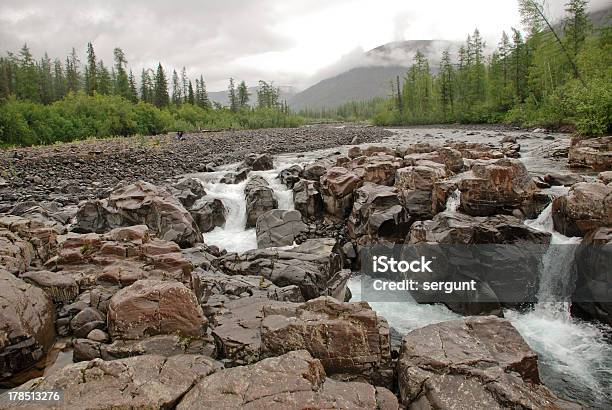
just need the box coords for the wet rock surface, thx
[255,209,307,248]
[552,182,612,237]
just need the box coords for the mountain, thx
[288,40,457,111]
[208,85,297,107]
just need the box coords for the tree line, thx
[372,0,610,136]
[0,43,300,146]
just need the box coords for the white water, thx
[445,188,461,213]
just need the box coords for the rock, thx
[190,198,226,232]
[408,212,550,315]
[293,179,323,219]
[544,172,585,186]
[347,146,362,159]
[0,215,59,272]
[70,307,105,338]
[320,167,362,218]
[244,153,273,171]
[74,181,202,247]
[177,350,398,410]
[220,167,249,184]
[20,270,79,303]
[398,316,579,409]
[4,354,222,410]
[598,171,612,184]
[100,334,216,361]
[87,329,109,343]
[170,177,206,208]
[569,136,612,171]
[353,154,403,186]
[301,157,336,181]
[552,182,612,236]
[395,163,446,219]
[457,158,540,217]
[0,228,34,275]
[0,270,55,382]
[107,279,207,340]
[244,176,278,228]
[256,209,307,248]
[218,238,342,300]
[348,183,410,245]
[501,135,517,143]
[261,297,393,386]
[278,164,302,188]
[571,227,612,326]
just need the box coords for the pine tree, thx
[171,69,182,105]
[228,78,238,112]
[65,48,80,94]
[439,49,454,119]
[140,69,151,103]
[113,48,130,99]
[39,53,54,103]
[52,58,66,100]
[237,80,249,108]
[85,42,97,95]
[15,44,39,101]
[181,67,188,103]
[187,80,195,105]
[153,63,169,108]
[563,0,590,56]
[128,70,138,103]
[195,75,211,109]
[96,61,112,94]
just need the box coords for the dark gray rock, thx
[256,209,307,248]
[244,176,278,228]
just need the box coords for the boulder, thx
[3,354,222,410]
[544,172,585,186]
[244,176,278,228]
[395,163,446,219]
[320,167,362,218]
[190,198,226,232]
[177,350,398,410]
[244,153,273,171]
[598,171,612,184]
[74,181,202,247]
[348,183,411,245]
[256,209,307,248]
[398,316,579,409]
[571,227,612,326]
[20,270,79,303]
[354,154,403,186]
[70,307,105,338]
[0,228,34,275]
[0,215,59,272]
[107,279,207,340]
[220,167,249,184]
[218,238,342,300]
[301,157,336,181]
[293,179,323,219]
[0,270,55,382]
[278,164,302,188]
[569,136,612,171]
[261,297,393,386]
[457,158,540,217]
[100,334,216,361]
[552,182,612,237]
[170,177,207,208]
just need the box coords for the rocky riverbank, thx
[1,125,610,409]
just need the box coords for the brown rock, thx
[569,136,612,171]
[255,209,307,248]
[244,176,278,228]
[552,182,612,237]
[293,179,323,219]
[177,350,399,410]
[107,279,207,340]
[320,167,362,218]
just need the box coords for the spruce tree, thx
[563,0,590,56]
[187,80,195,105]
[171,69,182,105]
[181,67,188,103]
[65,48,80,94]
[85,42,97,95]
[238,81,249,108]
[96,61,112,94]
[39,53,54,103]
[228,78,238,112]
[128,70,138,103]
[153,63,169,108]
[113,47,130,99]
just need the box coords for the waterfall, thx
[445,188,461,213]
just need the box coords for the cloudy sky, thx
[0,0,607,91]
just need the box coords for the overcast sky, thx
[0,0,608,91]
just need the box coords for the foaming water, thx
[445,188,461,213]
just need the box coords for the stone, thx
[395,163,446,219]
[70,307,105,338]
[293,179,323,219]
[107,279,207,340]
[320,167,362,218]
[544,172,585,186]
[244,153,273,171]
[571,227,612,326]
[256,209,307,248]
[552,182,612,236]
[220,167,249,184]
[398,316,579,409]
[100,334,216,361]
[73,181,202,247]
[4,354,222,410]
[457,158,540,217]
[190,198,226,232]
[20,270,79,303]
[348,183,410,245]
[87,329,109,343]
[177,350,398,410]
[598,171,612,184]
[0,270,55,382]
[0,215,59,272]
[245,176,278,228]
[569,136,612,171]
[355,154,403,186]
[218,238,342,300]
[278,164,302,188]
[170,177,206,208]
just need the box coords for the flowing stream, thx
[194,147,610,409]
